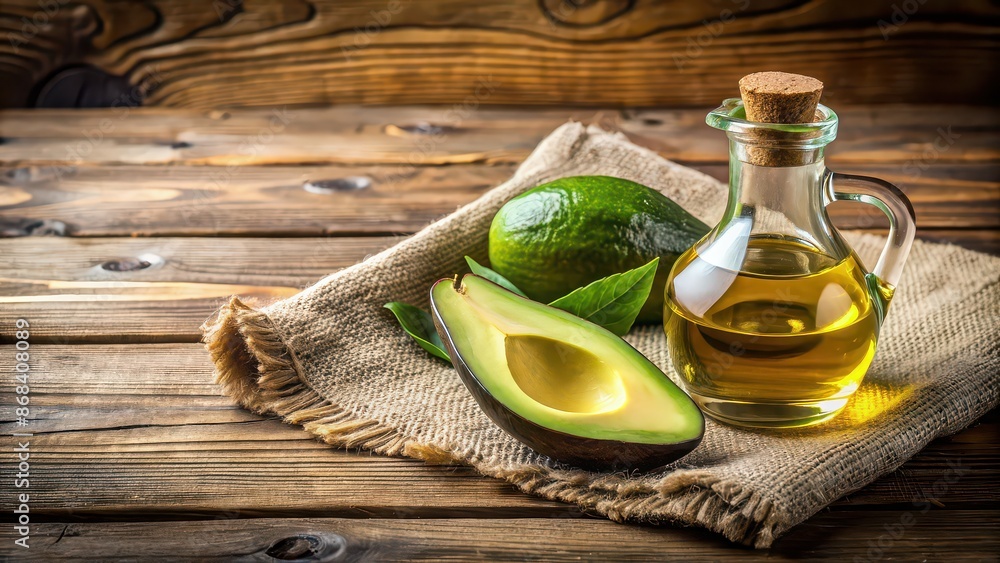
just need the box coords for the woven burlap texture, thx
[204,123,1000,548]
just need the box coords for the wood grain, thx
[0,103,997,560]
[2,513,999,561]
[1,0,997,109]
[1,105,997,167]
[0,344,995,525]
[0,164,515,237]
[1,161,996,237]
[1,232,996,344]
[0,236,376,343]
[0,343,572,519]
[0,236,400,286]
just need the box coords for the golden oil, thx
[664,237,884,427]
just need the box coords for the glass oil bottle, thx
[664,73,915,427]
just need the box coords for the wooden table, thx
[1,104,997,561]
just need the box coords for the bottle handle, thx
[829,172,917,288]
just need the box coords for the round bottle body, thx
[664,237,879,427]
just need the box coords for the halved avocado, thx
[430,274,704,472]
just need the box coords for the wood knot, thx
[100,254,162,272]
[3,166,77,184]
[100,258,150,272]
[0,218,69,237]
[303,177,372,194]
[386,122,453,136]
[3,167,32,183]
[540,0,634,27]
[264,533,346,562]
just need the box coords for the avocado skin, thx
[430,277,704,473]
[489,176,710,323]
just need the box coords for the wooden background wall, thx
[1,0,997,109]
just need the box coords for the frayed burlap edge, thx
[203,296,787,548]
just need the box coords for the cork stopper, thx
[739,72,823,124]
[737,72,824,166]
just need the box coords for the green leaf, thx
[548,258,660,336]
[384,302,451,362]
[464,256,527,297]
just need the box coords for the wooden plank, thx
[0,299,261,344]
[0,236,400,286]
[0,236,386,343]
[910,229,1000,255]
[0,232,996,343]
[2,235,996,288]
[0,164,515,236]
[2,511,999,561]
[0,343,572,520]
[1,0,996,109]
[0,344,995,523]
[1,105,996,167]
[2,162,996,236]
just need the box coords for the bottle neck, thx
[713,139,841,257]
[731,134,827,167]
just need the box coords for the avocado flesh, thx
[431,275,704,470]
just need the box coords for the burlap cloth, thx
[204,123,1000,548]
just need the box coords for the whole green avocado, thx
[488,176,710,323]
